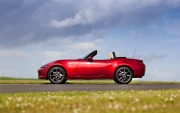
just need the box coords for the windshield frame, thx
[81,50,97,60]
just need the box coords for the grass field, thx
[0,76,180,84]
[1,76,180,113]
[0,90,180,113]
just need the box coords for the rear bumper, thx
[134,64,146,78]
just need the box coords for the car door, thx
[62,60,79,79]
[77,59,112,78]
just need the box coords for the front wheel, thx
[114,67,133,84]
[48,67,67,84]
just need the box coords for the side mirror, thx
[87,56,93,62]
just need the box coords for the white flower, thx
[163,104,166,108]
[17,97,22,102]
[109,96,114,100]
[40,105,44,109]
[108,104,112,109]
[169,97,173,101]
[131,107,136,111]
[114,104,119,109]
[8,97,12,100]
[135,98,139,102]
[87,106,91,110]
[16,103,20,107]
[143,105,148,110]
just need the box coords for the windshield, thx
[81,50,97,60]
[81,52,92,59]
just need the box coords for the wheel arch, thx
[114,65,134,78]
[47,65,67,80]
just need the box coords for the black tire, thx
[61,79,67,84]
[113,78,119,84]
[48,67,67,84]
[114,67,133,84]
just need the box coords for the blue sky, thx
[0,0,180,81]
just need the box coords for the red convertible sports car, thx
[38,50,146,84]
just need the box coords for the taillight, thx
[138,61,143,65]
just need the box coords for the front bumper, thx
[38,67,48,79]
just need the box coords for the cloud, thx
[133,53,167,62]
[41,38,104,59]
[165,39,180,43]
[129,30,137,35]
[143,53,167,62]
[0,37,103,59]
[40,38,71,46]
[1,0,180,48]
[152,69,170,77]
[0,69,18,77]
[38,38,104,59]
[43,51,66,58]
[0,49,30,58]
[66,39,103,52]
[49,11,87,28]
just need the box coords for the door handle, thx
[105,61,110,63]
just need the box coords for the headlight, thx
[41,65,48,68]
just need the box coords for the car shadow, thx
[43,82,74,84]
[42,80,117,85]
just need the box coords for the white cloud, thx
[69,42,95,50]
[43,51,66,58]
[152,69,170,77]
[150,24,158,28]
[129,30,137,35]
[49,12,85,28]
[40,38,71,46]
[20,33,35,43]
[119,52,129,57]
[165,39,180,43]
[52,0,73,4]
[0,49,30,58]
[39,38,105,59]
[143,53,166,62]
[66,39,102,51]
[49,10,96,28]
[48,0,180,29]
[1,0,180,47]
[0,69,18,76]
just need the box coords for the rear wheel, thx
[48,67,67,84]
[114,67,133,84]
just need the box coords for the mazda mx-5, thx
[38,50,146,84]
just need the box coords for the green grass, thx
[0,76,48,84]
[0,90,180,113]
[0,76,180,84]
[1,76,180,113]
[0,76,37,80]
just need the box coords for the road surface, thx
[0,84,180,93]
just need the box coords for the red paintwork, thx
[38,51,145,80]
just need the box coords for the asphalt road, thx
[0,84,180,93]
